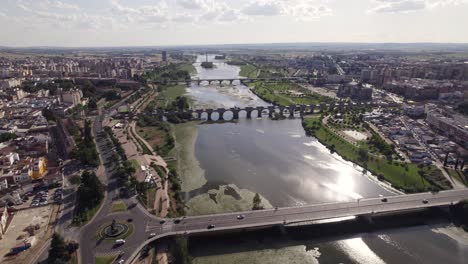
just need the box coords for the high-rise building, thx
[162,51,167,62]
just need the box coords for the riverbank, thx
[248,81,332,106]
[171,121,207,192]
[302,115,449,193]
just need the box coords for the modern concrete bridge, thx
[159,101,376,121]
[125,189,468,264]
[150,77,309,86]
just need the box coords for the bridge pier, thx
[195,110,203,119]
[229,80,234,85]
[219,80,223,85]
[288,105,296,118]
[256,107,264,118]
[197,80,201,86]
[217,108,225,121]
[319,103,326,113]
[208,80,213,85]
[231,108,239,120]
[328,102,335,112]
[186,81,191,86]
[278,106,285,117]
[299,104,306,117]
[268,106,275,118]
[309,104,316,114]
[206,109,213,121]
[245,107,253,119]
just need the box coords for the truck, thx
[10,241,32,254]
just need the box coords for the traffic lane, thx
[169,194,467,233]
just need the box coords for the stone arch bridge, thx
[150,77,309,86]
[159,101,375,121]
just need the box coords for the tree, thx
[0,132,18,143]
[77,171,104,210]
[48,233,70,263]
[81,80,96,98]
[172,236,192,264]
[252,193,263,210]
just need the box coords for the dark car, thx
[381,198,388,202]
[207,224,216,229]
[173,219,181,224]
[159,220,166,224]
[422,199,428,204]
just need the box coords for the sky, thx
[0,0,467,47]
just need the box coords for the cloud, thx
[242,1,282,16]
[177,0,205,10]
[242,0,332,20]
[368,0,467,13]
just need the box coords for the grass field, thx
[239,64,258,78]
[111,201,127,212]
[303,116,449,193]
[155,85,188,108]
[137,125,173,156]
[251,81,331,106]
[95,256,115,264]
[178,63,197,74]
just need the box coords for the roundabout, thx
[96,219,134,240]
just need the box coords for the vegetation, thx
[250,81,332,106]
[303,116,451,193]
[239,64,258,78]
[177,63,197,74]
[73,171,104,225]
[252,193,264,210]
[167,165,185,216]
[171,236,192,264]
[104,126,127,161]
[0,132,18,143]
[201,61,214,68]
[70,120,100,167]
[141,64,191,83]
[451,200,468,232]
[111,201,127,212]
[48,233,71,263]
[95,256,115,264]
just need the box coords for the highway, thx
[127,189,468,264]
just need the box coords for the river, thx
[171,54,468,263]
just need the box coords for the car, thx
[127,218,133,223]
[115,239,126,246]
[207,224,216,229]
[422,199,428,204]
[116,259,125,264]
[31,202,39,207]
[148,233,156,238]
[40,201,48,206]
[236,215,245,220]
[381,198,388,202]
[173,219,181,224]
[159,220,166,224]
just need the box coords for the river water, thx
[174,54,468,263]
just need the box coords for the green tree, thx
[252,193,263,210]
[172,236,192,264]
[77,171,104,210]
[0,132,18,143]
[48,233,70,263]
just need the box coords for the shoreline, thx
[172,121,207,192]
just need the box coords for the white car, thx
[116,259,124,264]
[115,239,126,246]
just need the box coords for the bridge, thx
[150,77,309,86]
[125,189,468,264]
[159,101,381,121]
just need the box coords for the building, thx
[0,78,22,89]
[337,82,373,101]
[404,105,425,118]
[162,51,167,62]
[426,110,468,148]
[59,88,83,107]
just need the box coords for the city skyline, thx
[1,0,468,47]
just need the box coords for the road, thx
[125,188,468,264]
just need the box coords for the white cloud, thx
[242,0,332,20]
[242,1,282,16]
[368,0,468,13]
